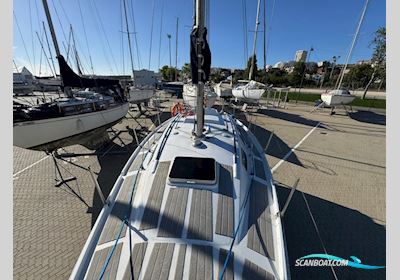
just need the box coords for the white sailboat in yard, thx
[13,0,129,151]
[214,80,233,99]
[70,0,290,279]
[232,80,266,101]
[122,0,155,105]
[232,0,266,103]
[183,83,217,109]
[321,0,369,109]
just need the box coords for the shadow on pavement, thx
[276,183,385,280]
[349,110,386,126]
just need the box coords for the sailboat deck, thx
[78,109,285,279]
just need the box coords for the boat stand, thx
[341,102,353,115]
[310,101,325,113]
[51,151,77,188]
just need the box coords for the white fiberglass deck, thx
[71,108,289,280]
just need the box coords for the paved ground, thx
[233,102,386,280]
[13,94,386,279]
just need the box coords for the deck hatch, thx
[169,157,216,185]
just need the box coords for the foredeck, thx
[74,108,287,280]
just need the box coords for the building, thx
[132,69,157,87]
[357,59,372,65]
[13,66,34,85]
[295,50,308,62]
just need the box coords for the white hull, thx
[214,84,233,98]
[127,88,154,103]
[13,103,129,149]
[232,88,265,101]
[321,92,356,106]
[183,84,217,108]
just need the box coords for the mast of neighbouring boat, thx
[41,0,74,96]
[194,0,205,139]
[248,0,262,81]
[70,25,83,75]
[336,0,369,90]
[122,0,136,83]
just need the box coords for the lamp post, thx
[167,34,172,81]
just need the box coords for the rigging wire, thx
[13,11,34,72]
[36,31,56,77]
[55,0,89,74]
[157,0,165,70]
[77,0,95,74]
[129,0,142,70]
[265,0,276,65]
[120,0,125,75]
[39,28,44,75]
[86,0,114,74]
[90,0,119,74]
[42,22,58,76]
[242,0,249,67]
[148,0,156,69]
[28,0,36,75]
[50,0,69,54]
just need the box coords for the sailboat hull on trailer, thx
[13,103,129,150]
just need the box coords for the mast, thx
[123,0,135,82]
[336,0,369,90]
[194,0,205,139]
[35,31,56,77]
[41,0,61,58]
[70,25,83,75]
[248,0,262,81]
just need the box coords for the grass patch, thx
[262,91,386,109]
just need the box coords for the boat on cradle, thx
[127,86,155,104]
[214,80,233,99]
[162,81,184,97]
[320,0,368,110]
[321,89,356,106]
[232,80,266,102]
[13,92,129,150]
[13,0,129,151]
[70,107,290,280]
[34,76,62,91]
[183,83,217,108]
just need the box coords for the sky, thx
[13,0,386,76]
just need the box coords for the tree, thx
[344,64,373,89]
[266,68,288,86]
[181,63,191,80]
[363,27,386,99]
[288,62,305,86]
[160,65,179,81]
[244,55,258,81]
